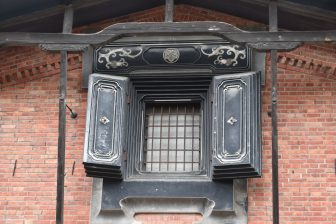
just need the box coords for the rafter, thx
[238,0,336,23]
[0,0,111,30]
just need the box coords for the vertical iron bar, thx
[56,5,73,224]
[159,105,163,171]
[165,0,174,22]
[167,105,171,171]
[183,105,187,171]
[175,104,178,171]
[151,106,155,172]
[143,111,148,170]
[269,1,280,224]
[199,108,201,170]
[191,105,194,171]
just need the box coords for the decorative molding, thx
[277,52,336,79]
[1,45,335,89]
[201,45,246,66]
[97,47,143,69]
[0,54,81,88]
[94,42,251,73]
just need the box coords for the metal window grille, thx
[142,102,201,173]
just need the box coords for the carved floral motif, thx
[97,47,143,69]
[201,45,246,66]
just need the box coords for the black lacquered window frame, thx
[125,78,212,180]
[139,96,205,175]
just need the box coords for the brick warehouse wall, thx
[0,4,335,224]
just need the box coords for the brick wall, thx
[0,4,335,224]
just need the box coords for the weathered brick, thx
[0,4,335,224]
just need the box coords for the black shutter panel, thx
[83,74,128,180]
[212,72,261,179]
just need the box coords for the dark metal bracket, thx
[66,104,78,119]
[12,160,17,176]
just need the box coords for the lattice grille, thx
[143,102,201,173]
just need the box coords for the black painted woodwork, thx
[94,42,251,73]
[83,74,128,180]
[83,72,262,180]
[212,72,261,179]
[1,21,335,51]
[56,6,73,224]
[102,181,234,211]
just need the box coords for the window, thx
[83,72,261,180]
[126,76,211,180]
[82,27,268,224]
[143,101,201,173]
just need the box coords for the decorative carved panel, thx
[94,42,251,73]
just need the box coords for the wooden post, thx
[56,5,73,224]
[165,0,174,22]
[269,0,280,224]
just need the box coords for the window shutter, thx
[83,73,128,180]
[212,72,261,180]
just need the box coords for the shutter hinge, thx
[123,151,128,161]
[210,94,214,103]
[243,196,248,213]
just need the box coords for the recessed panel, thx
[92,83,118,161]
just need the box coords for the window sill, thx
[90,178,248,224]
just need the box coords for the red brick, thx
[0,4,335,224]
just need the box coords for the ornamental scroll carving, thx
[93,42,251,72]
[201,45,246,66]
[97,47,143,69]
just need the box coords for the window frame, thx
[125,79,212,181]
[83,35,263,224]
[140,99,203,174]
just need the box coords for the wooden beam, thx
[56,5,73,224]
[269,1,278,32]
[269,1,280,223]
[239,0,336,24]
[62,6,74,34]
[165,0,174,22]
[0,0,111,30]
[0,22,335,51]
[0,22,335,47]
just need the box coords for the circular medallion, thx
[163,48,180,64]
